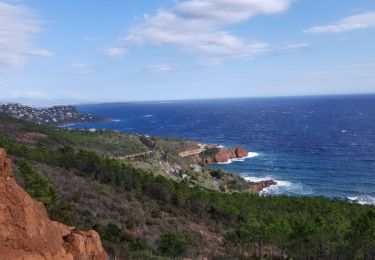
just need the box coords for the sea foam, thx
[244,176,310,196]
[260,180,301,196]
[216,152,259,165]
[243,176,274,182]
[347,195,375,205]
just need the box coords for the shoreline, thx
[57,117,115,128]
[58,122,278,194]
[55,114,375,205]
[216,151,260,164]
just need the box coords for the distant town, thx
[0,103,103,125]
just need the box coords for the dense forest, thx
[0,114,374,259]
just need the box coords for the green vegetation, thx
[1,113,375,259]
[19,161,56,205]
[0,113,146,157]
[0,113,252,192]
[210,168,250,191]
[157,232,190,257]
[199,147,220,159]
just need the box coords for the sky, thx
[0,0,374,103]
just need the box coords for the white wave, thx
[262,179,312,196]
[347,195,375,205]
[243,175,310,196]
[144,115,154,118]
[112,119,122,122]
[247,152,260,158]
[216,152,259,165]
[243,176,274,182]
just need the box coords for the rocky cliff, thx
[0,148,107,260]
[198,146,249,164]
[248,180,277,193]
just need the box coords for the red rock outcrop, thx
[248,180,277,193]
[0,148,107,260]
[199,146,249,164]
[214,149,234,163]
[235,147,248,158]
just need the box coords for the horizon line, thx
[1,92,375,107]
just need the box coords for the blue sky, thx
[0,0,374,102]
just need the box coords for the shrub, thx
[157,232,190,257]
[20,161,56,205]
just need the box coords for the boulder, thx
[235,147,248,158]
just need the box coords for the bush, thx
[157,232,190,257]
[103,223,123,243]
[20,161,56,205]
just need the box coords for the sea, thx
[70,95,375,205]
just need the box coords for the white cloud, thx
[276,43,311,54]
[144,64,172,73]
[0,0,51,72]
[69,63,94,75]
[103,47,127,59]
[304,11,375,34]
[175,0,291,24]
[123,0,293,60]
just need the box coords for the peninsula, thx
[0,103,104,125]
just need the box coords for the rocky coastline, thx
[197,146,249,164]
[193,145,277,193]
[248,180,277,193]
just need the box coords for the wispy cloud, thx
[276,43,312,54]
[103,47,127,59]
[143,64,172,74]
[121,0,293,61]
[0,0,52,72]
[69,63,94,75]
[304,11,375,34]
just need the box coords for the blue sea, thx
[72,95,375,205]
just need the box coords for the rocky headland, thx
[190,145,277,192]
[0,148,107,260]
[197,146,249,164]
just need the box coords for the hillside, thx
[0,114,374,259]
[0,113,269,193]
